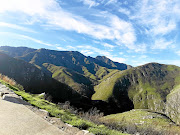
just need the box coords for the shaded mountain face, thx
[92,63,180,124]
[0,52,87,104]
[0,46,131,98]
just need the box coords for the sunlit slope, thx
[92,63,180,123]
[43,63,94,98]
[100,109,180,134]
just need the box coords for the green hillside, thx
[43,63,94,98]
[100,109,180,134]
[92,63,180,124]
[0,46,131,98]
[0,52,86,104]
[0,46,130,80]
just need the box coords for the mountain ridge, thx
[0,52,88,104]
[1,46,180,124]
[0,46,131,98]
[92,62,180,123]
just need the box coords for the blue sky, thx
[0,0,180,66]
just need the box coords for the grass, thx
[82,66,97,81]
[0,79,127,135]
[92,63,180,110]
[100,109,180,134]
[43,63,93,97]
[92,71,122,101]
[166,65,180,71]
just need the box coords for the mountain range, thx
[0,46,179,124]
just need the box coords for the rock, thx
[38,92,45,97]
[0,92,4,97]
[165,86,180,124]
[76,131,84,135]
[65,123,73,127]
[39,109,49,115]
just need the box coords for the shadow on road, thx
[3,96,31,106]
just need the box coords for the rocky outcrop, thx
[166,85,180,124]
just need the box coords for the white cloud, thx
[102,43,115,49]
[119,43,146,53]
[0,0,137,51]
[105,0,118,5]
[110,16,136,48]
[0,22,36,33]
[118,8,130,16]
[77,45,126,63]
[80,50,94,55]
[0,0,58,15]
[56,46,67,51]
[77,45,111,56]
[66,46,76,50]
[151,21,176,36]
[132,0,180,36]
[0,32,55,47]
[109,56,126,63]
[176,50,180,56]
[152,38,173,49]
[19,35,54,47]
[129,0,180,53]
[80,0,99,8]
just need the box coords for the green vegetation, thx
[167,65,180,71]
[43,63,93,97]
[92,70,127,101]
[1,46,180,134]
[92,63,180,124]
[100,109,180,134]
[82,66,97,81]
[0,46,129,84]
[98,69,119,83]
[0,52,84,104]
[0,79,127,135]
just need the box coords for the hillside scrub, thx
[100,109,180,135]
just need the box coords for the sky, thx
[0,0,180,67]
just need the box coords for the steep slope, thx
[0,52,86,103]
[0,46,130,78]
[43,63,94,98]
[0,46,132,97]
[17,48,129,79]
[92,63,180,123]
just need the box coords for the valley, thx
[0,46,180,135]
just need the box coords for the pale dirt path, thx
[0,84,69,135]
